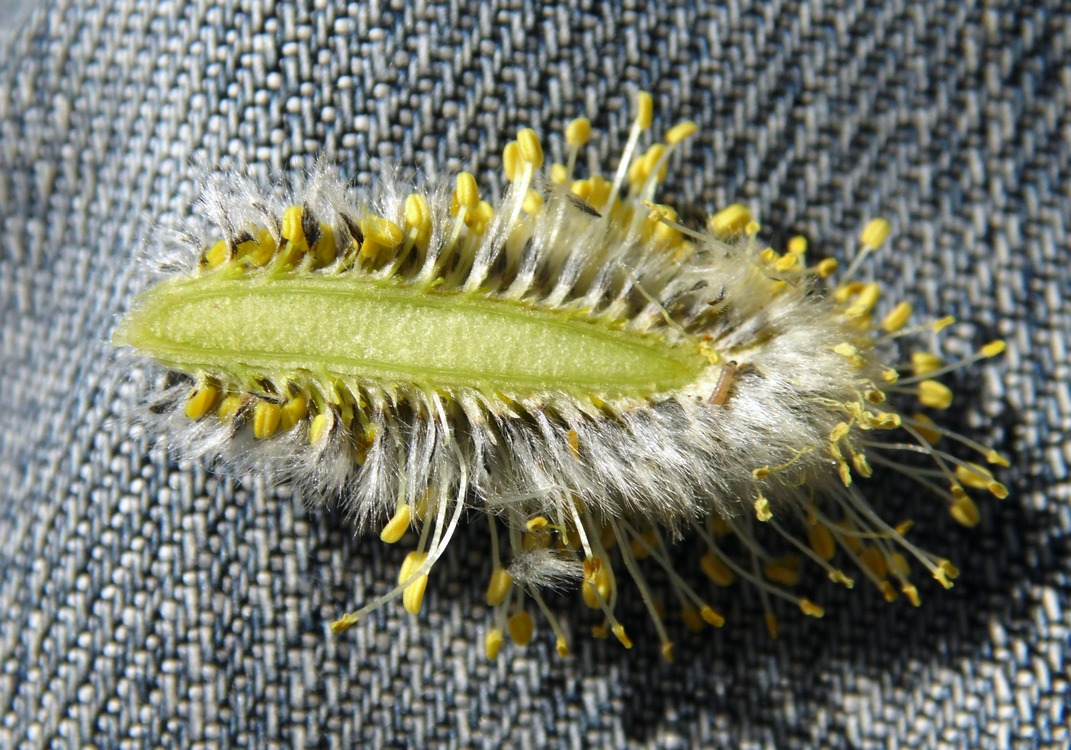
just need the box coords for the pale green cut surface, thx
[114,273,710,398]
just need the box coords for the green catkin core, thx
[114,273,710,398]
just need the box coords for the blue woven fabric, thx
[1,1,1068,747]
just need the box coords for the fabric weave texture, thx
[1,1,1068,748]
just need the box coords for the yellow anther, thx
[405,193,431,234]
[902,584,921,606]
[852,451,873,478]
[950,482,969,501]
[312,222,336,266]
[880,581,898,602]
[556,638,571,657]
[759,247,779,265]
[634,91,654,130]
[949,496,981,528]
[566,428,580,459]
[485,627,504,659]
[329,613,359,634]
[699,551,734,587]
[507,611,534,646]
[280,394,308,431]
[752,466,771,480]
[661,642,675,663]
[988,481,1009,499]
[911,351,944,376]
[955,463,994,490]
[379,504,413,544]
[216,394,246,423]
[707,204,752,237]
[986,450,1011,467]
[934,559,959,589]
[834,281,864,304]
[281,205,308,249]
[829,570,855,588]
[830,422,851,442]
[184,383,220,420]
[485,568,513,606]
[787,235,808,255]
[799,599,825,618]
[833,342,860,359]
[881,368,900,383]
[864,388,887,405]
[754,494,773,521]
[611,624,632,648]
[981,339,1007,358]
[815,257,839,277]
[522,189,543,215]
[525,516,549,532]
[918,379,953,409]
[845,282,881,317]
[665,119,698,145]
[775,253,799,272]
[680,605,703,632]
[204,239,228,268]
[932,315,956,332]
[764,557,801,586]
[253,400,282,439]
[516,128,544,168]
[860,217,891,249]
[887,552,911,579]
[308,412,331,444]
[359,215,404,248]
[894,519,915,535]
[550,163,568,184]
[399,551,430,615]
[699,605,726,627]
[502,141,521,181]
[859,546,888,579]
[911,412,942,444]
[807,524,836,561]
[881,301,913,332]
[581,562,612,609]
[837,460,853,487]
[745,220,762,237]
[764,612,779,639]
[245,228,277,266]
[571,178,593,202]
[453,172,479,211]
[565,117,591,147]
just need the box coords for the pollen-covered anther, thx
[399,551,430,615]
[203,239,228,268]
[798,599,825,618]
[565,116,591,147]
[403,193,432,248]
[949,495,981,527]
[329,613,359,634]
[815,258,839,277]
[881,301,913,333]
[665,119,698,145]
[507,611,534,646]
[635,90,654,130]
[918,379,954,409]
[279,394,308,431]
[185,383,220,420]
[502,141,521,181]
[860,218,892,249]
[485,568,512,606]
[581,557,613,608]
[216,394,246,423]
[934,559,960,589]
[358,215,404,259]
[911,351,944,376]
[485,628,504,660]
[516,128,544,168]
[525,516,550,532]
[281,205,308,252]
[611,624,632,649]
[252,400,282,439]
[452,172,479,214]
[844,282,881,318]
[380,504,413,544]
[699,551,734,587]
[981,339,1007,358]
[707,204,752,237]
[522,190,543,215]
[753,494,773,522]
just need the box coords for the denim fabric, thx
[1,1,1067,747]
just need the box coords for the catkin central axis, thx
[115,273,712,398]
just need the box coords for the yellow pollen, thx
[830,422,851,442]
[565,116,591,147]
[360,215,404,248]
[845,282,881,317]
[902,584,921,606]
[816,257,839,277]
[307,412,330,444]
[699,551,734,587]
[787,235,808,255]
[485,568,513,606]
[934,560,959,589]
[911,351,944,376]
[665,119,698,145]
[635,91,654,130]
[453,172,479,211]
[279,394,308,432]
[516,128,544,168]
[986,450,1011,467]
[252,400,282,439]
[949,496,981,527]
[281,205,307,249]
[754,494,773,522]
[799,599,825,618]
[981,339,1007,357]
[918,379,954,409]
[860,217,891,249]
[707,204,752,237]
[379,504,413,544]
[204,238,228,268]
[507,611,534,646]
[881,301,913,333]
[216,394,246,423]
[399,551,430,614]
[556,638,571,657]
[502,141,521,181]
[184,383,220,420]
[329,613,359,634]
[525,516,549,532]
[611,623,632,648]
[700,605,726,628]
[485,628,504,660]
[955,463,994,489]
